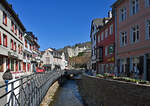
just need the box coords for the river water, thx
[50,80,84,106]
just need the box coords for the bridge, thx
[0,70,82,106]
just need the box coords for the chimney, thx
[108,10,112,18]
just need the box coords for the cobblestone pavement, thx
[51,80,84,106]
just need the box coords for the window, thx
[30,44,32,50]
[3,11,7,25]
[0,32,1,45]
[18,44,20,54]
[130,0,139,15]
[15,25,17,35]
[120,32,127,46]
[11,21,14,32]
[98,34,100,43]
[105,29,108,38]
[146,20,150,40]
[148,21,150,39]
[0,57,3,72]
[131,25,139,43]
[101,32,104,40]
[105,46,108,56]
[120,8,126,22]
[108,45,114,55]
[145,0,150,7]
[19,30,23,40]
[11,59,14,71]
[25,39,27,48]
[3,34,7,47]
[11,39,14,50]
[110,24,113,35]
[14,42,16,51]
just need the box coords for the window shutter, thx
[130,28,133,43]
[145,20,149,40]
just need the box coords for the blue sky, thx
[8,0,116,50]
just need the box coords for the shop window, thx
[19,62,21,71]
[3,34,7,47]
[3,11,7,26]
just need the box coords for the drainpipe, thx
[114,7,118,74]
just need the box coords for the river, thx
[50,80,84,106]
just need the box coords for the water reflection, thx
[51,80,84,106]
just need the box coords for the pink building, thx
[112,0,150,80]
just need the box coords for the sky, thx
[8,0,116,50]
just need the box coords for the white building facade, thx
[0,0,25,80]
[41,48,68,71]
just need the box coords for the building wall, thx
[78,74,150,106]
[116,0,150,58]
[96,19,115,73]
[115,0,150,80]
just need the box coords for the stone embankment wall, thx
[78,75,150,106]
[40,81,59,106]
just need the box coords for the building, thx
[41,48,68,71]
[90,19,104,71]
[96,17,115,74]
[26,32,41,71]
[22,32,34,74]
[0,0,25,80]
[112,0,150,80]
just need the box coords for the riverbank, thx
[40,81,59,106]
[50,80,84,106]
[78,74,150,106]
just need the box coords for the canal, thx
[50,80,84,106]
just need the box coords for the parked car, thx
[36,67,45,73]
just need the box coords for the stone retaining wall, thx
[40,81,59,106]
[78,75,150,106]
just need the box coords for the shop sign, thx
[107,57,114,62]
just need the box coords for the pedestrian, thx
[2,69,13,92]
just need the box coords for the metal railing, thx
[0,70,64,106]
